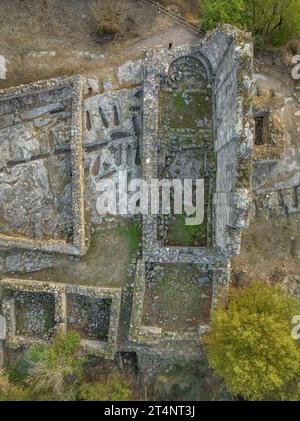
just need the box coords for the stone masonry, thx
[0,26,255,364]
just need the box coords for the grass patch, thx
[8,222,132,288]
[166,213,207,247]
[91,0,122,39]
[117,221,141,258]
[160,89,212,130]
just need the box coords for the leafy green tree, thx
[77,373,132,401]
[201,0,247,31]
[203,282,300,400]
[201,0,300,46]
[25,332,86,397]
[245,0,300,46]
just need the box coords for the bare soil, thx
[10,221,132,288]
[142,264,212,333]
[0,0,198,89]
[232,214,300,293]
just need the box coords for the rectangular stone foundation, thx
[0,76,87,256]
[0,279,122,359]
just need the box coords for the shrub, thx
[0,370,30,401]
[246,0,300,46]
[25,332,86,396]
[91,0,123,38]
[203,282,300,400]
[77,373,132,401]
[201,0,300,46]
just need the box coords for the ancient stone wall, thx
[0,25,254,361]
[130,26,254,347]
[0,76,87,256]
[0,279,121,359]
[142,26,253,266]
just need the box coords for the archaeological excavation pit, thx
[14,291,56,340]
[0,287,57,343]
[66,293,112,342]
[0,76,86,256]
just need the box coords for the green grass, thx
[166,214,207,247]
[160,89,212,130]
[117,222,141,258]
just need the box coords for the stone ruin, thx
[0,76,86,256]
[131,26,254,345]
[0,26,255,365]
[0,279,121,358]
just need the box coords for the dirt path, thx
[125,24,199,54]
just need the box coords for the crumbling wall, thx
[0,76,87,257]
[0,279,122,359]
[130,26,254,347]
[0,26,254,361]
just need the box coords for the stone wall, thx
[83,88,143,224]
[0,25,254,362]
[252,172,300,219]
[129,26,254,347]
[129,259,230,345]
[0,76,87,256]
[0,279,122,359]
[142,26,254,268]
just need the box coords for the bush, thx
[25,332,86,396]
[0,370,30,401]
[91,0,123,38]
[201,0,300,46]
[77,373,132,401]
[203,282,300,400]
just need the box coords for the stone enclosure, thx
[0,26,256,364]
[0,76,86,256]
[0,279,121,358]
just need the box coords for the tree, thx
[25,332,86,396]
[201,0,300,46]
[245,0,300,46]
[203,282,300,400]
[201,0,247,31]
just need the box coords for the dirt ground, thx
[232,214,300,294]
[0,0,199,89]
[142,264,211,333]
[8,221,134,288]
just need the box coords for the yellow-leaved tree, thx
[204,282,300,400]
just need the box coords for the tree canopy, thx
[204,282,300,400]
[201,0,300,46]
